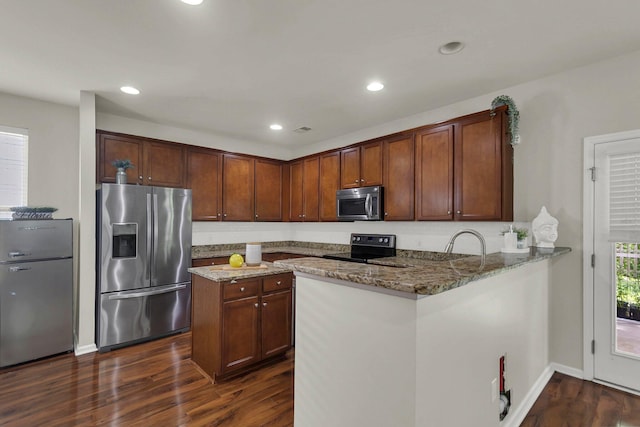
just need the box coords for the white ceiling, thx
[2,0,640,146]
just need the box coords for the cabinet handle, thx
[354,179,359,183]
[360,179,364,183]
[255,214,259,218]
[211,261,215,265]
[276,280,281,285]
[447,210,451,215]
[216,213,220,217]
[263,302,267,307]
[223,213,227,217]
[254,303,259,308]
[298,214,302,218]
[139,175,143,180]
[148,176,152,181]
[384,212,388,217]
[230,279,237,284]
[457,210,461,214]
[240,287,245,292]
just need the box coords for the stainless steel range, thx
[323,233,396,263]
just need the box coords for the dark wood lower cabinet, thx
[191,272,293,382]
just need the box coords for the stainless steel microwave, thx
[336,186,383,221]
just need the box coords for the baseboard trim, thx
[501,365,554,427]
[74,343,97,356]
[550,362,584,380]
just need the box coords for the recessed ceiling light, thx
[270,124,283,131]
[120,86,140,95]
[438,41,465,55]
[181,0,203,5]
[367,81,384,92]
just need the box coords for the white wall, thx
[0,92,79,219]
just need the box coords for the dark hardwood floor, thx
[2,333,640,426]
[0,332,293,426]
[521,371,640,427]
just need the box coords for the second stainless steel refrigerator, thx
[96,184,192,351]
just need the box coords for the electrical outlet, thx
[491,378,498,402]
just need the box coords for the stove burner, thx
[323,233,396,263]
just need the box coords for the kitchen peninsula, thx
[273,247,570,427]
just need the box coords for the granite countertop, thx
[273,247,571,296]
[192,241,347,259]
[189,262,292,283]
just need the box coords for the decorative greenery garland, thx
[490,95,520,146]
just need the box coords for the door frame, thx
[583,129,640,383]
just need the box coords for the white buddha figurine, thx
[532,206,558,248]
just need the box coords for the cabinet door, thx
[383,135,414,221]
[289,161,304,221]
[319,151,341,221]
[97,132,144,184]
[143,141,186,188]
[187,148,221,221]
[415,125,454,220]
[221,296,260,373]
[340,147,361,188]
[454,113,503,220]
[255,159,283,221]
[302,157,320,221]
[360,141,383,187]
[222,154,255,221]
[261,290,292,359]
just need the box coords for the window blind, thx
[0,126,28,219]
[610,151,640,241]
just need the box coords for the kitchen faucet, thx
[444,229,486,269]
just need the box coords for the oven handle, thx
[365,194,373,218]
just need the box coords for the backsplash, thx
[192,221,533,255]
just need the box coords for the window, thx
[0,126,28,219]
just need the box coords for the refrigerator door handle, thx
[146,193,153,285]
[107,284,187,300]
[152,193,159,285]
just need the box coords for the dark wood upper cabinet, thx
[340,141,383,189]
[454,109,513,221]
[383,135,414,221]
[97,131,185,188]
[289,157,319,222]
[187,147,222,221]
[143,142,186,187]
[415,125,454,220]
[97,132,144,184]
[222,154,255,221]
[319,151,341,221]
[302,157,320,221]
[255,159,283,221]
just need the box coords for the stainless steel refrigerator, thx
[0,219,73,367]
[96,184,192,352]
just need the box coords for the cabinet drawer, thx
[192,256,230,267]
[262,273,292,293]
[223,279,259,300]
